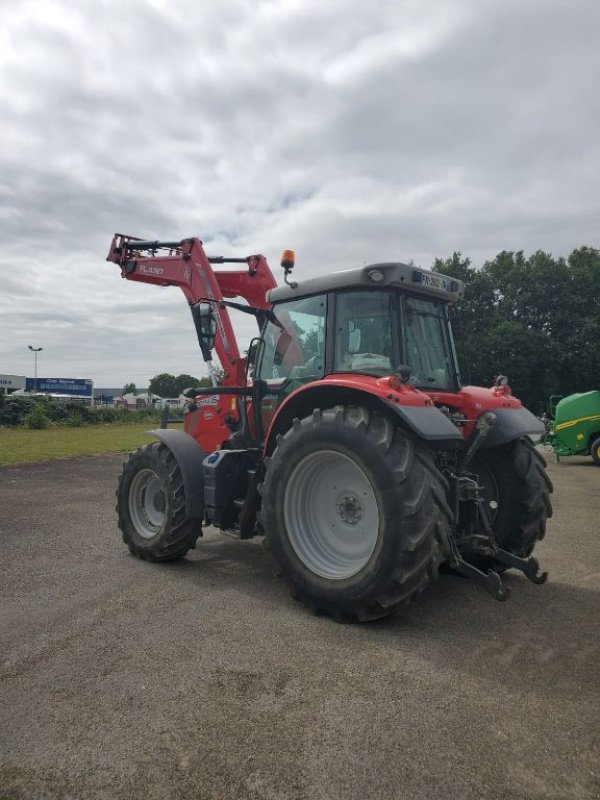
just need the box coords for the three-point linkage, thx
[446,412,548,601]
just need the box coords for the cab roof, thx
[268,262,465,304]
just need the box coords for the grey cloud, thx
[1,0,599,383]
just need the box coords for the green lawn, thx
[0,423,156,466]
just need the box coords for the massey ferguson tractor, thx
[107,234,553,621]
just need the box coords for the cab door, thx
[255,293,327,436]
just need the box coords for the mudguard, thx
[264,382,464,454]
[381,401,463,445]
[149,429,206,518]
[478,408,545,449]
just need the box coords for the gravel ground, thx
[0,450,598,800]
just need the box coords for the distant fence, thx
[159,404,185,429]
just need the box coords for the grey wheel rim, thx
[128,468,167,539]
[283,450,380,580]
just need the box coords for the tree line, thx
[122,373,211,398]
[434,246,600,412]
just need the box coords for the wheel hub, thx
[283,449,380,580]
[129,468,167,539]
[153,491,166,513]
[337,493,363,525]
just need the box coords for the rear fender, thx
[478,408,546,449]
[149,429,206,518]
[263,384,462,454]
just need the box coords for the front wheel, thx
[259,406,452,622]
[590,436,600,466]
[117,442,202,561]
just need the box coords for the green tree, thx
[174,374,202,394]
[122,382,137,396]
[148,373,179,397]
[434,246,600,411]
[149,372,214,397]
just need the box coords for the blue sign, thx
[26,377,93,397]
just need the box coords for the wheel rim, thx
[283,450,380,580]
[128,468,167,539]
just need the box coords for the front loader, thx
[107,234,552,621]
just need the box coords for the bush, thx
[64,412,84,427]
[0,395,34,426]
[0,395,163,428]
[24,404,50,429]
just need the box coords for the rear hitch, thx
[491,548,548,585]
[446,476,549,600]
[448,552,511,601]
[446,410,548,599]
[476,497,549,585]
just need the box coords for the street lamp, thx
[28,345,43,393]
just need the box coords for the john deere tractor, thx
[106,234,553,621]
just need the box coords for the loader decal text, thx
[139,265,165,276]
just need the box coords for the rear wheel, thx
[259,406,452,622]
[117,442,202,561]
[469,437,553,563]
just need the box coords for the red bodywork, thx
[261,375,523,447]
[108,234,525,455]
[107,234,277,387]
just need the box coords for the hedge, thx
[0,395,162,428]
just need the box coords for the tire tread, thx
[259,406,452,622]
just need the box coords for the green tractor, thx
[543,391,600,465]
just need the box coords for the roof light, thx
[281,249,295,271]
[281,249,297,288]
[368,269,385,283]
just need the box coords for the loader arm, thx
[107,234,277,385]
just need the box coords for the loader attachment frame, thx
[107,234,277,386]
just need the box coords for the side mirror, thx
[192,302,217,356]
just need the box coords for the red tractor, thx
[107,234,553,621]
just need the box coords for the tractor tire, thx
[590,437,600,466]
[258,406,452,622]
[469,437,553,563]
[117,442,202,561]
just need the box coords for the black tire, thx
[469,437,553,562]
[117,442,202,561]
[590,437,600,466]
[258,406,452,622]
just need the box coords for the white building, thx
[0,374,26,396]
[116,392,163,410]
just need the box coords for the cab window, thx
[334,291,394,375]
[257,294,326,382]
[403,295,454,389]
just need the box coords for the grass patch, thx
[0,423,156,466]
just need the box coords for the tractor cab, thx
[254,262,464,431]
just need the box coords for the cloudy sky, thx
[1,0,599,388]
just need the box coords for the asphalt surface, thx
[0,450,598,800]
